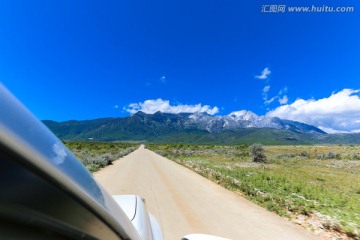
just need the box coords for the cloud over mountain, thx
[125,99,219,115]
[124,89,360,133]
[267,89,360,133]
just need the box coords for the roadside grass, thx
[146,144,360,239]
[65,142,139,172]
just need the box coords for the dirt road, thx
[94,145,320,240]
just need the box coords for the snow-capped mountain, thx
[43,110,327,143]
[186,111,325,134]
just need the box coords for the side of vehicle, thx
[0,84,162,239]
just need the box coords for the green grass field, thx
[146,144,360,239]
[65,142,139,172]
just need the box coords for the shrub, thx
[317,152,341,160]
[65,142,139,172]
[277,153,295,159]
[249,144,268,163]
[350,153,360,160]
[300,151,310,158]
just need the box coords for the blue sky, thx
[1,0,360,133]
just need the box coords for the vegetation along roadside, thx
[65,142,139,172]
[146,144,360,239]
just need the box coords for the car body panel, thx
[0,84,142,239]
[113,195,137,221]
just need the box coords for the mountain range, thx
[43,111,360,145]
[184,110,325,134]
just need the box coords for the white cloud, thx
[263,85,270,93]
[262,85,271,103]
[160,76,166,83]
[255,67,271,80]
[279,87,288,95]
[265,96,277,105]
[267,89,360,133]
[279,95,288,105]
[126,99,219,115]
[263,86,288,105]
[114,105,119,109]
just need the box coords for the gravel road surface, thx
[94,145,320,240]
